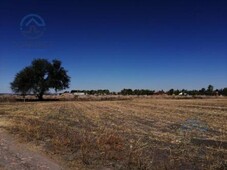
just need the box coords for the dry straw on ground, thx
[0,97,226,169]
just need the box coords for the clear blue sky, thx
[0,0,227,93]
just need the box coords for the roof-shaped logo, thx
[20,14,46,39]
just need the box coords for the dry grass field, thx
[0,98,227,169]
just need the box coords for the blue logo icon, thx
[20,14,46,39]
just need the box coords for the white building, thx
[73,92,86,96]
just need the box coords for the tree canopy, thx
[11,58,70,100]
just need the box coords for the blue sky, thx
[0,0,227,93]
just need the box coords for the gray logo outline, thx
[20,14,46,39]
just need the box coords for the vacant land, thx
[0,128,62,170]
[0,98,226,169]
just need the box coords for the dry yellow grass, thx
[0,98,226,169]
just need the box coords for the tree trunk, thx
[38,95,43,101]
[37,92,44,101]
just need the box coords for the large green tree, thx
[11,59,70,100]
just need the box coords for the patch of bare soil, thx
[0,129,63,170]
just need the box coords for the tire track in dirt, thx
[0,129,64,170]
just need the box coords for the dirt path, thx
[0,129,63,170]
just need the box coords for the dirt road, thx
[0,129,63,170]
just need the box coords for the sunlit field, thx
[0,97,226,169]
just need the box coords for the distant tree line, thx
[11,58,227,100]
[70,89,111,95]
[120,89,155,95]
[69,85,227,96]
[69,89,155,96]
[167,85,227,96]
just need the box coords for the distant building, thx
[178,92,187,96]
[73,92,86,96]
[215,90,219,96]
